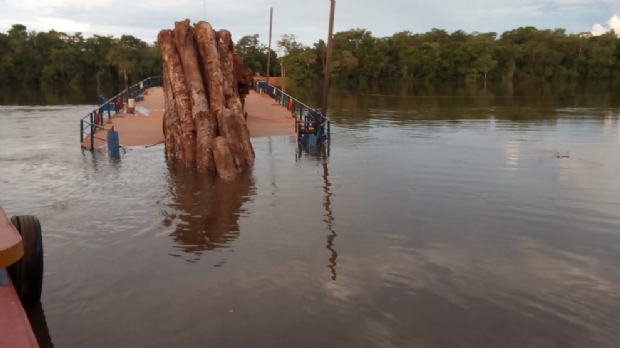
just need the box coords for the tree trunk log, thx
[174,20,209,116]
[159,20,256,180]
[162,68,183,160]
[212,136,237,181]
[223,98,255,168]
[216,32,255,170]
[158,29,196,167]
[195,111,217,173]
[174,20,216,173]
[194,22,225,114]
[216,30,237,99]
[215,108,244,171]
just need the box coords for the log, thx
[174,20,216,173]
[216,35,255,170]
[195,112,218,173]
[159,20,256,180]
[224,98,255,168]
[215,108,246,171]
[212,137,237,181]
[216,30,236,99]
[158,29,196,167]
[174,20,209,116]
[194,22,225,114]
[162,68,183,160]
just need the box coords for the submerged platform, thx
[82,88,295,149]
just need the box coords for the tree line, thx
[240,27,620,87]
[0,24,161,91]
[2,23,619,91]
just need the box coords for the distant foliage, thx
[233,34,279,77]
[238,27,620,87]
[0,24,162,89]
[2,24,618,90]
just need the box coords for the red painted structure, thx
[0,280,39,348]
[0,207,39,348]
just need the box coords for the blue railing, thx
[80,76,162,151]
[254,81,330,146]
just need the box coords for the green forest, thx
[0,24,161,90]
[1,23,619,91]
[268,27,620,87]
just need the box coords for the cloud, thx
[0,0,614,45]
[591,14,620,35]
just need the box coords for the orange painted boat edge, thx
[0,206,24,268]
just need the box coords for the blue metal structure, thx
[107,128,121,158]
[80,76,162,151]
[255,81,330,147]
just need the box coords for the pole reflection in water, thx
[26,303,54,348]
[162,161,256,262]
[296,144,337,280]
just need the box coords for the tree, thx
[0,24,161,89]
[473,54,498,85]
[235,34,278,76]
[2,23,620,90]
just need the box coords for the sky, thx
[0,0,618,48]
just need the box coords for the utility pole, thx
[266,7,273,82]
[321,0,335,115]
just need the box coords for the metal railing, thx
[80,76,162,151]
[254,81,330,144]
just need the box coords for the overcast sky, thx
[0,0,618,48]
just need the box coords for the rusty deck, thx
[82,88,295,149]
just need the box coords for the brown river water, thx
[0,89,619,347]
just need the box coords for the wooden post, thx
[321,0,336,115]
[266,7,273,82]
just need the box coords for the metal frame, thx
[254,81,331,147]
[80,76,162,151]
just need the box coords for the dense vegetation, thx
[0,24,161,90]
[257,27,620,87]
[2,23,619,91]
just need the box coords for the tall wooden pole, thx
[321,0,335,114]
[266,7,273,81]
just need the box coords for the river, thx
[0,86,619,347]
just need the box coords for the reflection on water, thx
[25,304,54,348]
[0,84,122,106]
[297,145,337,280]
[1,90,620,347]
[163,162,255,261]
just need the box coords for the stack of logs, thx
[158,19,255,180]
